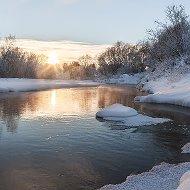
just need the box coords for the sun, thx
[48,51,59,65]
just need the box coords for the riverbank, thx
[105,59,190,109]
[99,59,190,190]
[0,78,100,92]
[135,59,190,108]
[100,162,190,190]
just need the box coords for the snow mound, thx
[96,104,170,127]
[0,78,100,92]
[100,162,190,190]
[177,171,190,190]
[181,143,190,154]
[96,104,138,118]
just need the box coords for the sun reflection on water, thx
[51,90,57,106]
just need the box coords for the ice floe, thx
[96,104,170,127]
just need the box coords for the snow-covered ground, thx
[177,171,190,190]
[135,59,190,108]
[96,104,170,127]
[97,73,142,85]
[0,78,100,92]
[100,162,190,190]
[181,143,190,154]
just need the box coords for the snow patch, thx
[100,162,190,190]
[0,78,100,92]
[181,143,190,154]
[96,104,138,118]
[96,104,170,127]
[177,171,190,190]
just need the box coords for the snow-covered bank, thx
[100,162,190,190]
[135,73,190,107]
[97,73,142,85]
[0,78,100,92]
[135,59,190,108]
[177,171,190,190]
[96,104,170,127]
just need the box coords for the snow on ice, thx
[96,104,170,127]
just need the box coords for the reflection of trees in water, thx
[2,114,19,133]
[97,86,143,109]
[0,86,144,133]
[0,93,40,133]
[70,86,143,113]
[71,89,96,112]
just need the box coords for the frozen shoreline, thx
[135,60,190,108]
[135,73,190,108]
[100,162,190,190]
[0,78,101,92]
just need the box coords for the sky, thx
[1,0,190,44]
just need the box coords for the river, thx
[0,85,190,190]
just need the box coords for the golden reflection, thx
[51,90,57,106]
[0,86,140,123]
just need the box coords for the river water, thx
[0,85,190,190]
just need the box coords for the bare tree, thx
[0,35,41,78]
[146,5,190,65]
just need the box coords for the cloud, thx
[14,39,109,63]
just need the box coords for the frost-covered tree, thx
[146,5,190,65]
[0,35,41,78]
[78,54,97,79]
[97,42,145,76]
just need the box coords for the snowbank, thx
[96,104,170,127]
[181,143,190,154]
[100,162,190,190]
[135,58,190,108]
[177,171,190,190]
[135,73,190,108]
[0,78,100,92]
[98,73,142,85]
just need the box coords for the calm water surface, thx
[0,85,190,190]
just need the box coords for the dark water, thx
[0,85,190,190]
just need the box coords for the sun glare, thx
[48,51,59,65]
[51,90,57,106]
